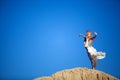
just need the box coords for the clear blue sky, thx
[0,0,120,79]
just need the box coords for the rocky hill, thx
[34,68,119,80]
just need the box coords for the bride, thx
[78,30,106,69]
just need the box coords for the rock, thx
[34,68,119,80]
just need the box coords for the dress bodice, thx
[84,38,93,47]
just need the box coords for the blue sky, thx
[0,0,120,79]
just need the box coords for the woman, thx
[78,30,105,69]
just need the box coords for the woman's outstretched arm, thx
[78,34,85,38]
[92,32,97,39]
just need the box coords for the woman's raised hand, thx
[94,32,97,35]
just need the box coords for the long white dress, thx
[84,38,106,59]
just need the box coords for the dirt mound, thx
[34,68,119,80]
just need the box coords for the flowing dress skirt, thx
[87,46,105,59]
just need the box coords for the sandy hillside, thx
[34,68,119,80]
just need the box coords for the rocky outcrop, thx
[34,68,119,80]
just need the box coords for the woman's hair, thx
[86,30,92,38]
[86,30,92,33]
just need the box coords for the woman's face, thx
[86,32,92,37]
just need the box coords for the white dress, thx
[84,38,106,59]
